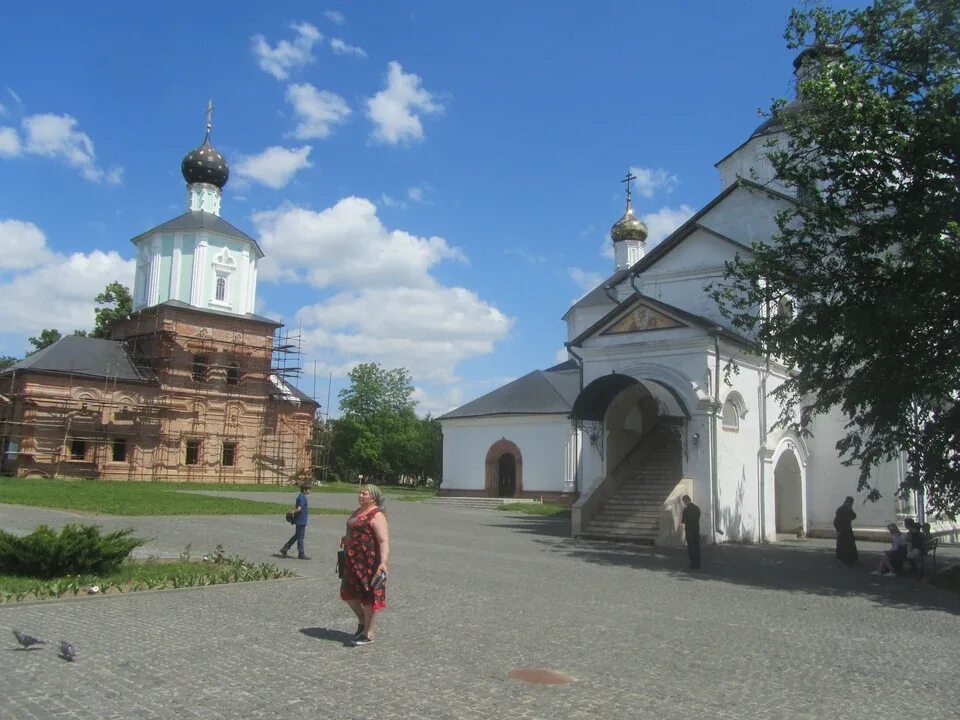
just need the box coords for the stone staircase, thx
[581,427,682,543]
[424,497,540,510]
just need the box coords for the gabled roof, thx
[131,299,282,327]
[566,180,792,321]
[130,211,264,258]
[0,335,152,383]
[269,373,319,407]
[439,363,580,420]
[568,292,753,349]
[563,269,627,319]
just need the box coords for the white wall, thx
[803,407,901,531]
[440,415,576,494]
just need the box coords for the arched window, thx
[721,391,747,432]
[721,400,740,431]
[215,276,226,302]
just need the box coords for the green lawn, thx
[165,480,435,496]
[0,477,349,516]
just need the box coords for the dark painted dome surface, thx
[181,136,229,188]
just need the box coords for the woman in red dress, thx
[340,484,389,645]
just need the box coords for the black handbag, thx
[336,547,345,578]
[285,511,296,525]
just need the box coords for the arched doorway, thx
[497,454,516,497]
[485,438,523,498]
[774,449,803,534]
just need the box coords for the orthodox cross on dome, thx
[204,99,214,140]
[621,170,636,211]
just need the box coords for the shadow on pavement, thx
[300,627,354,646]
[488,517,960,615]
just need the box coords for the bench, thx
[905,537,939,577]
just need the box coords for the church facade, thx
[440,50,917,544]
[0,111,318,483]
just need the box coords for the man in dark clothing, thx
[681,495,701,569]
[280,483,311,560]
[833,496,858,565]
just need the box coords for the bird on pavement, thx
[58,640,76,661]
[13,629,46,649]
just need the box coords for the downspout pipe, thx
[712,328,724,537]
[603,284,618,304]
[566,344,585,493]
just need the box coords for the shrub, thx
[0,524,144,579]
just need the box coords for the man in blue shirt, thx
[280,483,311,560]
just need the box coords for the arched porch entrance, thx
[774,448,804,534]
[485,438,522,498]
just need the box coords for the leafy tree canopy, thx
[27,329,62,355]
[91,281,133,338]
[338,363,416,419]
[331,363,440,485]
[713,0,960,514]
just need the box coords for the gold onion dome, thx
[610,202,647,243]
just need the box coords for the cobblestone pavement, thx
[1,498,958,720]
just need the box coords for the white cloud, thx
[252,197,466,288]
[380,193,406,209]
[554,347,570,364]
[0,102,6,116]
[297,286,513,384]
[234,145,312,189]
[568,267,604,293]
[286,83,352,139]
[504,246,546,264]
[330,38,366,58]
[407,186,425,203]
[0,126,19,156]
[251,22,322,80]
[20,113,122,184]
[629,166,678,198]
[0,246,134,335]
[0,219,54,270]
[366,62,443,145]
[324,10,345,25]
[412,385,465,418]
[642,205,695,247]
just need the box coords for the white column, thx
[247,261,258,314]
[238,249,250,314]
[147,238,162,306]
[190,237,208,306]
[170,235,182,303]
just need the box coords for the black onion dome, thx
[181,133,229,189]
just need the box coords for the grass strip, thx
[0,477,347,516]
[0,558,295,603]
[498,502,571,518]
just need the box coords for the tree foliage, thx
[27,329,62,355]
[91,281,133,338]
[331,363,441,485]
[713,0,960,514]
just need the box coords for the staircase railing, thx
[572,429,660,536]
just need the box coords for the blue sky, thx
[0,1,831,416]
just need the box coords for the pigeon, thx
[13,629,45,649]
[58,640,76,661]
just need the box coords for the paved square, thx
[1,496,958,719]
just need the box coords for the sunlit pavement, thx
[1,499,958,720]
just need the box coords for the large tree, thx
[713,0,960,514]
[27,329,62,354]
[332,363,422,484]
[91,281,133,338]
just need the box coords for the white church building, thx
[439,49,917,545]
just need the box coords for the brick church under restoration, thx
[0,110,318,483]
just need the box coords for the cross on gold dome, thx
[621,170,637,210]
